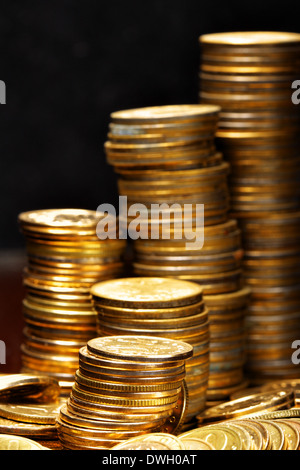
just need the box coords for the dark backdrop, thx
[1,0,300,249]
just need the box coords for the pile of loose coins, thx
[90,277,209,427]
[18,209,126,391]
[198,31,300,383]
[0,373,64,449]
[110,385,300,450]
[56,335,193,449]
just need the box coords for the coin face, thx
[90,277,203,308]
[180,437,215,450]
[112,432,186,450]
[87,335,193,363]
[179,424,243,450]
[0,434,48,450]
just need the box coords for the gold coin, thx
[196,389,295,423]
[110,104,221,124]
[111,432,186,450]
[90,277,203,308]
[255,420,286,450]
[179,424,243,450]
[180,437,215,450]
[18,209,105,235]
[0,416,57,439]
[0,374,60,403]
[199,31,300,46]
[246,407,300,420]
[273,420,300,450]
[0,434,49,450]
[86,335,193,363]
[231,420,264,450]
[0,397,66,425]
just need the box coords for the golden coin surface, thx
[180,437,215,450]
[0,374,60,402]
[0,416,57,439]
[246,407,300,420]
[231,420,264,450]
[274,420,300,450]
[90,277,203,308]
[200,31,300,45]
[256,420,286,450]
[111,432,186,450]
[197,389,295,423]
[0,397,66,425]
[179,424,243,450]
[0,434,49,450]
[87,335,193,363]
[110,105,221,123]
[18,208,102,229]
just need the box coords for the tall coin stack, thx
[18,209,126,392]
[90,277,208,426]
[198,31,300,383]
[104,104,250,412]
[56,335,193,449]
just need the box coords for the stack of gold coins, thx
[198,31,300,384]
[104,105,250,416]
[105,104,221,171]
[56,335,193,449]
[198,31,300,214]
[90,277,208,425]
[132,219,244,295]
[18,209,126,391]
[203,287,251,404]
[238,212,300,383]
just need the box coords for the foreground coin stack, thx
[199,31,300,383]
[18,209,126,391]
[56,335,193,449]
[91,277,208,425]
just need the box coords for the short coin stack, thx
[198,31,300,384]
[90,277,209,425]
[18,209,126,391]
[56,335,193,449]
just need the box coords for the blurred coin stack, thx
[198,31,300,383]
[56,335,193,449]
[18,209,126,392]
[104,104,250,410]
[90,277,208,425]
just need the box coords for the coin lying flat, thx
[196,389,295,424]
[0,434,49,450]
[0,374,60,403]
[90,277,203,309]
[0,397,66,425]
[87,336,193,363]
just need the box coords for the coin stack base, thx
[56,335,193,449]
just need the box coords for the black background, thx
[1,0,300,250]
